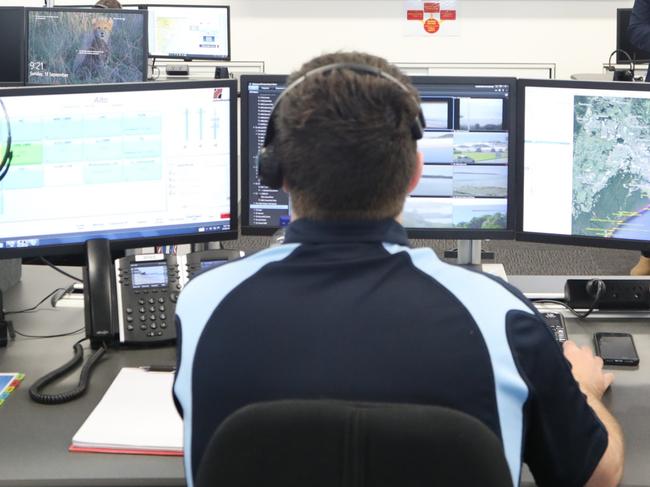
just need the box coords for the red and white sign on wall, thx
[404,1,459,36]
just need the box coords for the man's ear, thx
[406,151,424,194]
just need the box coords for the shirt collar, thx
[284,218,410,246]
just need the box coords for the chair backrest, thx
[196,399,513,487]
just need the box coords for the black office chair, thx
[196,400,513,487]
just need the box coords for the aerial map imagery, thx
[572,94,650,240]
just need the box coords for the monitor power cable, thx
[29,338,107,404]
[4,285,75,317]
[39,257,83,282]
[531,278,606,319]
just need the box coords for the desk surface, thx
[0,266,183,487]
[2,268,650,486]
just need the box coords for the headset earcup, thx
[257,146,283,189]
[412,109,425,140]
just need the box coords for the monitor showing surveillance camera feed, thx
[240,75,516,239]
[403,78,513,237]
[25,8,147,85]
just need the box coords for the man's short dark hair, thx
[95,0,122,8]
[274,52,420,221]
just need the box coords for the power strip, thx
[564,279,650,310]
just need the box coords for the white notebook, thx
[71,367,183,455]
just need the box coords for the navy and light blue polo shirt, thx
[174,218,607,487]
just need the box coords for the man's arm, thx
[563,341,624,487]
[629,0,650,54]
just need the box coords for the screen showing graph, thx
[0,81,236,255]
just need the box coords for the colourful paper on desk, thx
[70,367,183,455]
[0,373,24,407]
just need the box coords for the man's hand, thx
[563,340,614,400]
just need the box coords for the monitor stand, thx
[444,240,508,281]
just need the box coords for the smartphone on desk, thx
[594,332,640,367]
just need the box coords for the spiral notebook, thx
[70,367,183,455]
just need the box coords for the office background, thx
[3,0,632,80]
[3,0,644,274]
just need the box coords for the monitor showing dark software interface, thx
[144,4,230,61]
[25,7,147,85]
[0,80,237,258]
[518,79,650,250]
[241,75,516,239]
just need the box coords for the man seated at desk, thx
[173,51,624,487]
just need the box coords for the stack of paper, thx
[70,367,183,455]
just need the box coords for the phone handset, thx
[115,254,180,345]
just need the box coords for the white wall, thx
[9,0,636,78]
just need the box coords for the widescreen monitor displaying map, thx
[517,79,650,250]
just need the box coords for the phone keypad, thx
[117,261,179,344]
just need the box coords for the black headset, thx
[607,49,636,82]
[257,62,426,190]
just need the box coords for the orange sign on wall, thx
[404,1,458,37]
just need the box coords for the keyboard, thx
[541,312,568,344]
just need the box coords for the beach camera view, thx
[403,87,509,230]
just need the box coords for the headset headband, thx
[257,62,426,190]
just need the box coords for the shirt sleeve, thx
[629,0,650,54]
[506,310,608,487]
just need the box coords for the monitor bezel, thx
[0,7,26,86]
[616,8,650,64]
[23,6,149,86]
[141,4,231,62]
[240,74,288,236]
[515,77,650,252]
[0,79,239,260]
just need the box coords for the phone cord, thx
[29,341,107,404]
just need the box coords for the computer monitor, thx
[240,75,288,235]
[0,7,26,85]
[25,7,148,85]
[404,77,515,239]
[240,74,516,239]
[143,4,230,61]
[616,8,650,64]
[0,79,237,260]
[517,79,650,250]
